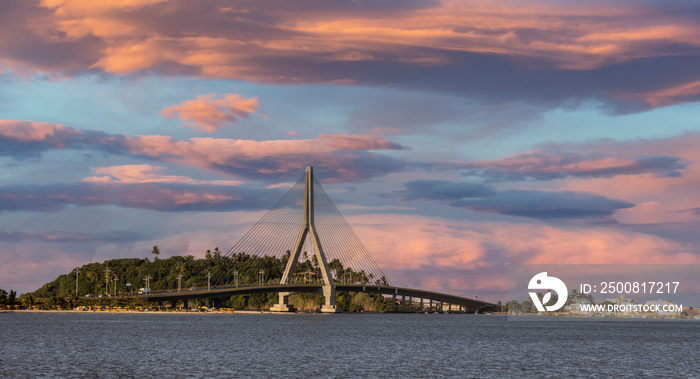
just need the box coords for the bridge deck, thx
[127,284,497,312]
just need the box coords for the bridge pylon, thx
[271,166,341,313]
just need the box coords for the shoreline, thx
[1,309,457,315]
[1,309,292,315]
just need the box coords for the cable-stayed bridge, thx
[138,167,497,313]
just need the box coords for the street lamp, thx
[143,275,152,293]
[113,275,118,296]
[207,271,211,291]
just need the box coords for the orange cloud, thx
[161,93,261,133]
[40,0,168,37]
[27,0,700,76]
[0,0,693,110]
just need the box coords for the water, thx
[1,312,698,378]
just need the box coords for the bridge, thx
[138,284,495,313]
[133,167,498,313]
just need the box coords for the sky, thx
[2,0,700,303]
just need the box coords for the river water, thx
[1,312,698,378]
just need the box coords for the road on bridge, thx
[124,283,498,313]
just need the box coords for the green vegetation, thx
[1,288,20,309]
[30,247,392,312]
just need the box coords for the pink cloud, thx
[0,120,81,144]
[462,149,684,181]
[83,164,242,186]
[317,133,404,151]
[1,1,699,110]
[342,213,700,298]
[36,0,695,74]
[161,93,261,133]
[349,214,699,270]
[617,80,700,108]
[453,133,700,225]
[494,134,700,224]
[0,119,405,182]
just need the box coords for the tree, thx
[151,246,161,260]
[21,293,35,309]
[329,259,343,277]
[7,290,17,308]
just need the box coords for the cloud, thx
[520,132,700,205]
[83,164,243,186]
[349,214,486,271]
[3,0,700,111]
[122,133,406,182]
[451,189,634,220]
[391,179,634,221]
[0,230,146,244]
[0,120,127,158]
[0,182,282,213]
[317,133,404,150]
[461,150,685,182]
[0,119,405,182]
[349,213,699,297]
[617,80,700,108]
[161,93,261,132]
[394,179,495,200]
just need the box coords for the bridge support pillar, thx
[320,286,341,313]
[402,295,406,311]
[271,292,296,312]
[392,294,396,311]
[420,298,423,312]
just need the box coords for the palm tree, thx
[151,246,160,260]
[21,294,35,309]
